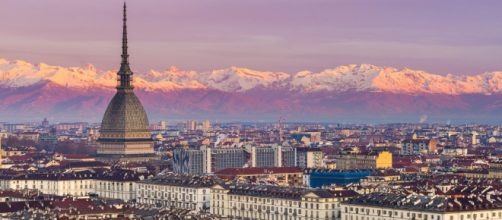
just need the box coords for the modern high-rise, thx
[172,147,210,175]
[297,148,324,168]
[202,120,211,132]
[186,120,197,131]
[250,145,297,167]
[172,146,248,175]
[96,4,156,162]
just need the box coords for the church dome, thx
[100,90,150,136]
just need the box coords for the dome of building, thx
[100,90,150,137]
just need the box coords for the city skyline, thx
[1,2,502,219]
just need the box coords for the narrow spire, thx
[121,2,128,65]
[118,2,133,90]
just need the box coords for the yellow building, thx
[334,151,392,170]
[375,151,393,169]
[326,161,337,169]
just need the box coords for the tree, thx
[54,140,96,155]
[2,136,36,148]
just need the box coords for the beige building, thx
[297,148,325,169]
[0,170,147,201]
[2,146,37,157]
[334,151,392,170]
[211,183,359,220]
[360,169,401,185]
[487,161,502,178]
[342,192,502,220]
[202,120,211,132]
[186,120,197,131]
[401,138,438,155]
[16,132,40,142]
[136,174,215,212]
[462,161,502,179]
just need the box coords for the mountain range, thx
[1,58,501,123]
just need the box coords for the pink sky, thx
[1,0,502,74]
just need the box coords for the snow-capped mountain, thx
[2,58,502,95]
[1,58,502,123]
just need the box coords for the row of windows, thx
[137,184,204,193]
[344,206,502,220]
[212,206,336,219]
[138,190,205,202]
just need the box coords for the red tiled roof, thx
[63,154,92,159]
[215,167,302,177]
[6,155,31,162]
[58,160,109,168]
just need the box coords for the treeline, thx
[1,136,96,155]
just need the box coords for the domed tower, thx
[96,3,156,162]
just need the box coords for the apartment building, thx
[341,192,502,220]
[250,145,297,167]
[297,148,324,169]
[136,174,216,212]
[334,151,392,170]
[172,146,247,174]
[211,183,358,220]
[401,138,438,155]
[0,169,147,201]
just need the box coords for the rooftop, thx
[140,174,217,188]
[344,192,502,212]
[223,183,358,200]
[215,167,302,177]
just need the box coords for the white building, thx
[211,183,358,220]
[136,174,216,212]
[250,145,297,168]
[297,148,324,169]
[0,169,148,201]
[341,192,502,220]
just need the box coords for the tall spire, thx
[121,2,128,65]
[118,2,133,90]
